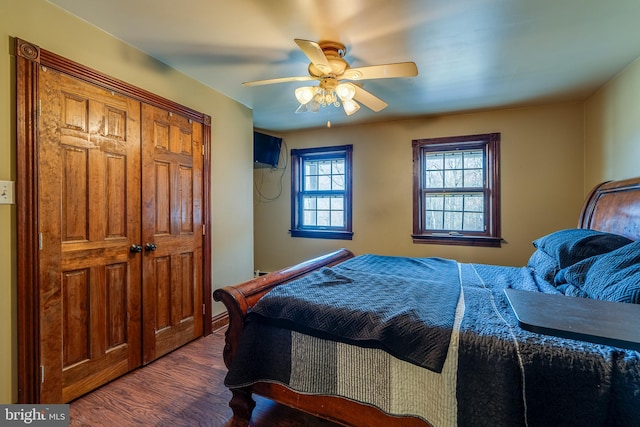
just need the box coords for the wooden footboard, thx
[213,248,355,368]
[213,248,430,427]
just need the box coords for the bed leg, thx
[225,387,255,427]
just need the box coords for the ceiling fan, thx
[243,39,418,117]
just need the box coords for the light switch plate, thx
[0,180,15,204]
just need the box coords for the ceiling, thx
[48,0,640,132]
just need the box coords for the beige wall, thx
[585,57,640,191]
[254,102,586,272]
[0,0,255,403]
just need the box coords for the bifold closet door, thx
[38,68,143,403]
[140,104,204,363]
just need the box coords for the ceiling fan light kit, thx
[295,81,359,116]
[243,38,418,122]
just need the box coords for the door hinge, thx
[40,365,44,384]
[39,233,43,250]
[202,224,205,236]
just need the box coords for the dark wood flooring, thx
[69,329,339,427]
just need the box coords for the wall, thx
[0,0,254,403]
[254,102,585,272]
[584,57,640,191]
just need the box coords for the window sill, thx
[412,233,503,247]
[290,229,354,240]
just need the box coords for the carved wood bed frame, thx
[213,176,640,427]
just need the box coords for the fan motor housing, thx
[308,41,349,77]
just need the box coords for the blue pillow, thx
[533,228,633,269]
[555,283,588,298]
[527,249,560,283]
[558,240,640,304]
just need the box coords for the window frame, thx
[412,133,501,247]
[290,144,353,240]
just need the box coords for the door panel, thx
[141,104,203,363]
[39,68,142,403]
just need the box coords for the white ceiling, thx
[48,0,640,132]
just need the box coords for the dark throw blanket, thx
[247,254,461,373]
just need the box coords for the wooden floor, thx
[69,329,339,427]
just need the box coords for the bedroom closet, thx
[15,39,212,403]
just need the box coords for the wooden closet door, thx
[38,68,142,403]
[141,104,204,363]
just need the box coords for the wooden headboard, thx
[579,177,640,241]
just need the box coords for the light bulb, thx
[336,83,356,101]
[342,99,360,116]
[295,86,316,105]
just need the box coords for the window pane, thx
[304,162,317,176]
[318,175,332,190]
[332,174,345,190]
[318,161,331,175]
[424,195,443,210]
[317,210,330,226]
[464,194,484,212]
[425,153,443,170]
[463,212,484,231]
[444,211,462,230]
[331,211,344,227]
[332,160,344,175]
[303,159,347,191]
[303,210,316,226]
[444,170,463,187]
[331,197,343,210]
[317,197,330,210]
[303,197,316,209]
[444,152,462,170]
[464,169,483,187]
[302,195,345,228]
[423,193,485,231]
[424,149,484,189]
[425,170,444,188]
[463,151,483,168]
[305,175,318,191]
[424,210,443,229]
[444,195,463,211]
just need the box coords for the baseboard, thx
[211,311,229,332]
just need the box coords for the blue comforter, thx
[248,254,461,372]
[225,255,640,426]
[455,263,640,426]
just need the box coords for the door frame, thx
[14,37,213,403]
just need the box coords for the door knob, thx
[145,243,157,252]
[130,244,143,253]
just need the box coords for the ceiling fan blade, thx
[242,75,317,87]
[294,39,333,75]
[342,62,418,81]
[353,86,388,112]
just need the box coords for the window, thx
[290,145,353,240]
[412,133,501,247]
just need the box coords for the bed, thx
[213,177,640,427]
